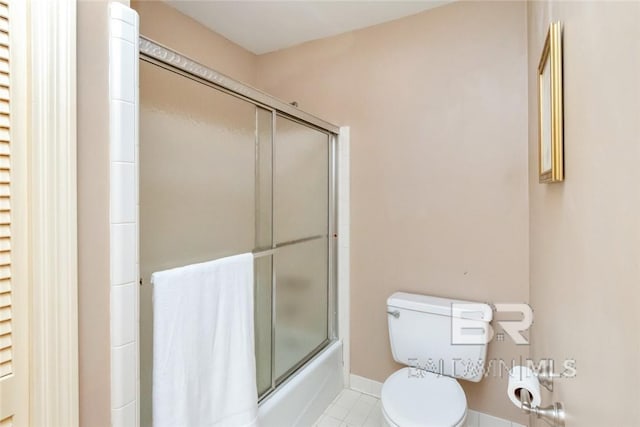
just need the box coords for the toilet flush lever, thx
[387,310,400,319]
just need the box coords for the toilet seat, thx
[381,368,467,427]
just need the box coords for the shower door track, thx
[138,36,339,134]
[139,36,340,404]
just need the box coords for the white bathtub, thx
[258,340,344,427]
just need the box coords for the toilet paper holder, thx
[511,364,565,427]
[519,363,565,427]
[519,388,565,427]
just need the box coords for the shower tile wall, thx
[108,4,140,426]
[337,126,350,381]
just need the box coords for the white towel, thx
[152,253,258,427]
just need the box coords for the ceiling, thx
[164,1,453,55]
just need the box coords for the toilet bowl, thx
[380,368,467,427]
[383,292,492,427]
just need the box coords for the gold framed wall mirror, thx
[538,21,564,183]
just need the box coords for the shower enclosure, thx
[138,38,339,426]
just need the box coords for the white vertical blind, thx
[0,0,11,383]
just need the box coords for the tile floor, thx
[314,389,383,427]
[314,388,526,427]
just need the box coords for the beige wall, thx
[77,1,121,425]
[257,2,529,422]
[527,2,640,426]
[131,0,256,85]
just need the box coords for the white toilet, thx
[381,292,493,427]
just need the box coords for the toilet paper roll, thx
[507,366,542,408]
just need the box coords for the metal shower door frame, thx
[139,35,339,402]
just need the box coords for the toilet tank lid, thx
[387,292,493,322]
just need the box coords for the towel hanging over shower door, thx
[152,253,258,427]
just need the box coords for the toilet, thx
[381,292,493,427]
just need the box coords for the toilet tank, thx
[387,292,493,382]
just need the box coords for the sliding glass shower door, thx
[139,58,336,427]
[273,116,330,381]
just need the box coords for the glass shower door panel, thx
[139,61,259,427]
[274,116,329,244]
[140,61,257,271]
[274,237,329,381]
